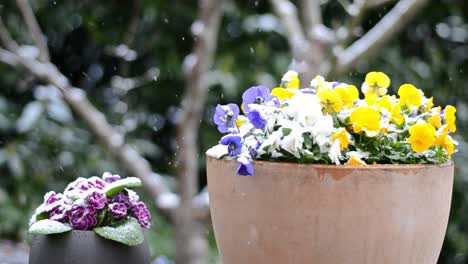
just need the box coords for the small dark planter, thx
[29,231,150,264]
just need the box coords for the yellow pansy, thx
[335,85,359,109]
[271,87,296,102]
[377,95,393,112]
[347,155,367,166]
[435,125,455,156]
[424,97,434,112]
[377,96,403,126]
[428,113,442,128]
[398,84,423,109]
[444,105,456,132]
[281,70,300,89]
[390,104,404,125]
[365,71,391,89]
[362,72,390,99]
[407,123,436,153]
[317,88,343,113]
[310,75,326,90]
[349,107,381,137]
[331,128,350,151]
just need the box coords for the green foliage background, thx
[0,0,467,262]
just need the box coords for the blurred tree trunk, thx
[175,0,222,262]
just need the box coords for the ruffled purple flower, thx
[127,190,140,207]
[219,134,243,156]
[213,104,240,133]
[242,85,279,112]
[64,178,90,198]
[88,176,107,190]
[43,191,63,212]
[247,109,267,129]
[102,172,121,183]
[86,190,107,209]
[69,205,97,230]
[132,202,151,228]
[236,156,254,176]
[49,204,71,222]
[108,202,128,219]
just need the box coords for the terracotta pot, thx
[207,156,454,264]
[29,231,150,264]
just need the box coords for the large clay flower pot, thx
[207,156,454,264]
[29,231,150,264]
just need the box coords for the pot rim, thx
[206,155,454,170]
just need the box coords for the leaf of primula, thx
[104,177,142,197]
[93,217,144,246]
[29,219,73,235]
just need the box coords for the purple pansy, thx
[213,104,240,133]
[301,88,316,95]
[242,85,279,112]
[236,156,254,176]
[102,172,121,183]
[108,202,128,219]
[69,205,97,230]
[219,134,243,156]
[86,190,107,209]
[247,109,267,129]
[132,202,152,228]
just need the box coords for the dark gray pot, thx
[29,231,150,264]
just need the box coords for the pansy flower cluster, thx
[29,172,151,230]
[208,71,457,176]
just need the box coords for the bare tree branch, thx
[174,0,222,262]
[119,0,143,76]
[337,0,369,45]
[0,47,179,213]
[0,17,19,52]
[270,0,309,62]
[123,0,143,48]
[330,0,428,77]
[15,0,49,61]
[368,0,397,8]
[300,0,322,32]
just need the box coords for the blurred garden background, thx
[0,0,467,263]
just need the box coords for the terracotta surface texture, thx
[207,157,454,264]
[29,230,150,264]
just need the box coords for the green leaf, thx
[93,217,144,246]
[29,219,73,235]
[104,177,142,197]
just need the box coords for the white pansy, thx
[329,139,342,165]
[285,93,323,126]
[206,144,229,158]
[280,127,305,158]
[311,115,334,152]
[257,130,283,156]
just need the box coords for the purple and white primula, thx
[29,172,152,246]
